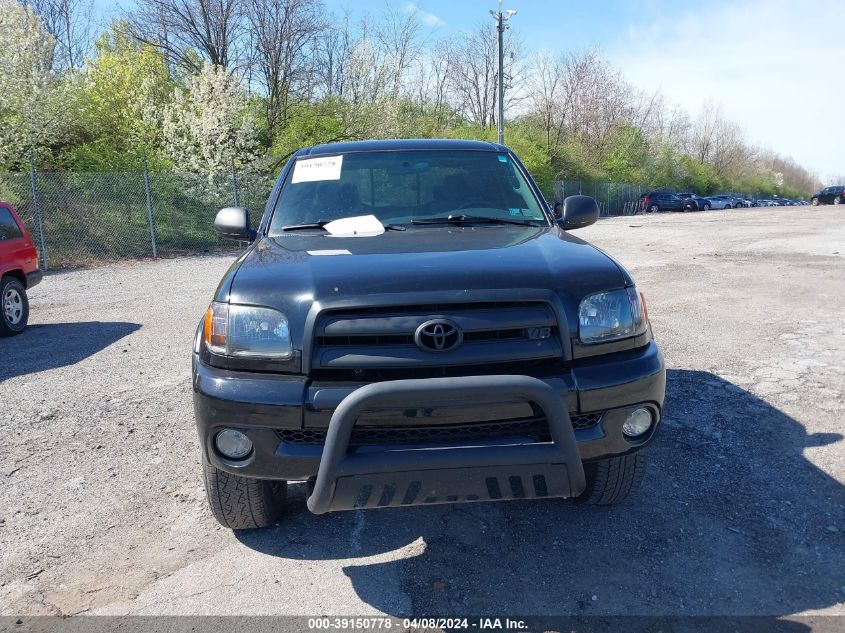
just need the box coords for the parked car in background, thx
[641,192,696,213]
[707,195,736,210]
[811,185,845,206]
[0,202,41,336]
[677,192,711,211]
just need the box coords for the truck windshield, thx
[268,149,548,234]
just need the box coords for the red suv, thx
[0,202,41,336]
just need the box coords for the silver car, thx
[707,195,736,210]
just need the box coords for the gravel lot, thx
[1,206,844,619]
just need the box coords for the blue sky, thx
[96,0,844,179]
[325,0,675,51]
[325,0,843,179]
[333,0,731,47]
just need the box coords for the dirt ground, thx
[1,206,843,620]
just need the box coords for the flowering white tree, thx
[163,63,260,179]
[0,0,71,167]
[341,39,403,139]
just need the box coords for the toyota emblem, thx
[414,318,463,353]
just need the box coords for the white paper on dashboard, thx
[291,155,343,183]
[323,215,385,237]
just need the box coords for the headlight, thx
[203,302,292,359]
[578,287,647,344]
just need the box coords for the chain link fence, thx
[0,166,786,269]
[0,170,656,269]
[552,181,782,216]
[554,180,646,216]
[0,167,273,269]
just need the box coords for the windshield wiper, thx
[411,214,541,227]
[281,220,331,231]
[280,220,406,232]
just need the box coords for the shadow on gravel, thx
[0,321,141,381]
[237,369,844,618]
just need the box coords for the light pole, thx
[490,1,517,145]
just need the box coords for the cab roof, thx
[303,138,507,156]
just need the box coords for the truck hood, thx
[220,225,628,339]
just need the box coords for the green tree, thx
[269,99,348,169]
[602,125,649,184]
[678,155,720,194]
[63,22,173,170]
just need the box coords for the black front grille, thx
[571,412,603,429]
[316,328,530,348]
[311,301,563,374]
[276,413,603,447]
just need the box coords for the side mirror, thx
[558,195,599,230]
[214,207,256,241]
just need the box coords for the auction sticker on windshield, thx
[292,155,343,183]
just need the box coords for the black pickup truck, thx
[193,139,665,529]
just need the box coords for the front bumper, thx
[193,340,666,486]
[306,376,585,513]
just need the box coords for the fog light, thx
[622,408,653,438]
[215,429,253,459]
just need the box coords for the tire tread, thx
[203,460,286,529]
[578,451,647,505]
[0,276,29,337]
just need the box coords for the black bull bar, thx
[306,375,587,514]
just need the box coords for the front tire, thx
[703,203,711,211]
[1,277,29,337]
[203,460,287,529]
[577,451,647,505]
[812,198,819,206]
[649,204,659,213]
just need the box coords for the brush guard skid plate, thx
[306,375,586,514]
